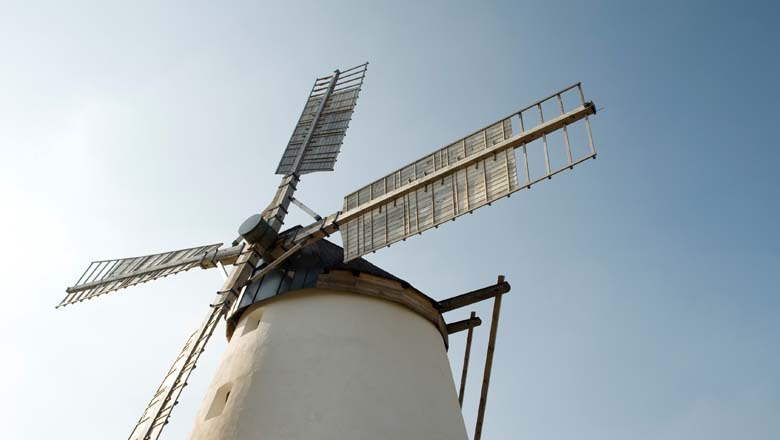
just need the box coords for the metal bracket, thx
[290,196,323,221]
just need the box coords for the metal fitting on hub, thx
[238,214,278,250]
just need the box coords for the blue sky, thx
[0,1,778,439]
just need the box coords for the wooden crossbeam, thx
[446,315,482,334]
[437,280,511,313]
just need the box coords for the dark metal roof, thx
[309,238,405,284]
[225,236,428,340]
[227,236,417,327]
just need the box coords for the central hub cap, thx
[238,214,278,249]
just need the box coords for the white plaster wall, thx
[190,289,468,440]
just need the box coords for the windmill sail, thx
[59,243,223,307]
[127,239,260,440]
[275,62,368,175]
[128,303,225,440]
[338,83,597,261]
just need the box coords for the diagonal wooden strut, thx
[474,275,505,440]
[290,196,322,221]
[458,311,477,407]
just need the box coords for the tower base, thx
[190,273,467,440]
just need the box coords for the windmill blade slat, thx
[128,242,260,440]
[264,63,369,231]
[274,84,596,265]
[128,303,225,440]
[339,135,519,261]
[275,62,368,176]
[338,83,596,261]
[58,243,223,308]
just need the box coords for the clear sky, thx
[1,1,778,439]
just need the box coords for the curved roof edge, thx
[225,238,442,340]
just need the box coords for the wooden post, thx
[458,311,476,407]
[474,275,504,440]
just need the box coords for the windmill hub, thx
[238,213,278,248]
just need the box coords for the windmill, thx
[60,62,598,440]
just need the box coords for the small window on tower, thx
[205,383,233,420]
[242,310,263,336]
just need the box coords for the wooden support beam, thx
[446,315,482,334]
[474,275,505,440]
[437,280,510,313]
[458,311,477,407]
[199,244,245,269]
[262,174,300,232]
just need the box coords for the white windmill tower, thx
[59,62,598,440]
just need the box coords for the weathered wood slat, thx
[271,85,595,270]
[338,91,595,261]
[58,243,224,308]
[276,63,368,176]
